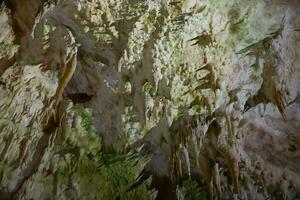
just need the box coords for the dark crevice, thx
[67,93,94,104]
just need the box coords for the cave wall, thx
[0,0,300,199]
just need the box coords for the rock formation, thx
[0,0,300,199]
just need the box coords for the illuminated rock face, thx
[0,0,300,199]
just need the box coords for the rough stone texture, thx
[0,0,300,199]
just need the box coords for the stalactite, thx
[183,145,191,178]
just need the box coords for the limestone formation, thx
[0,0,300,199]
